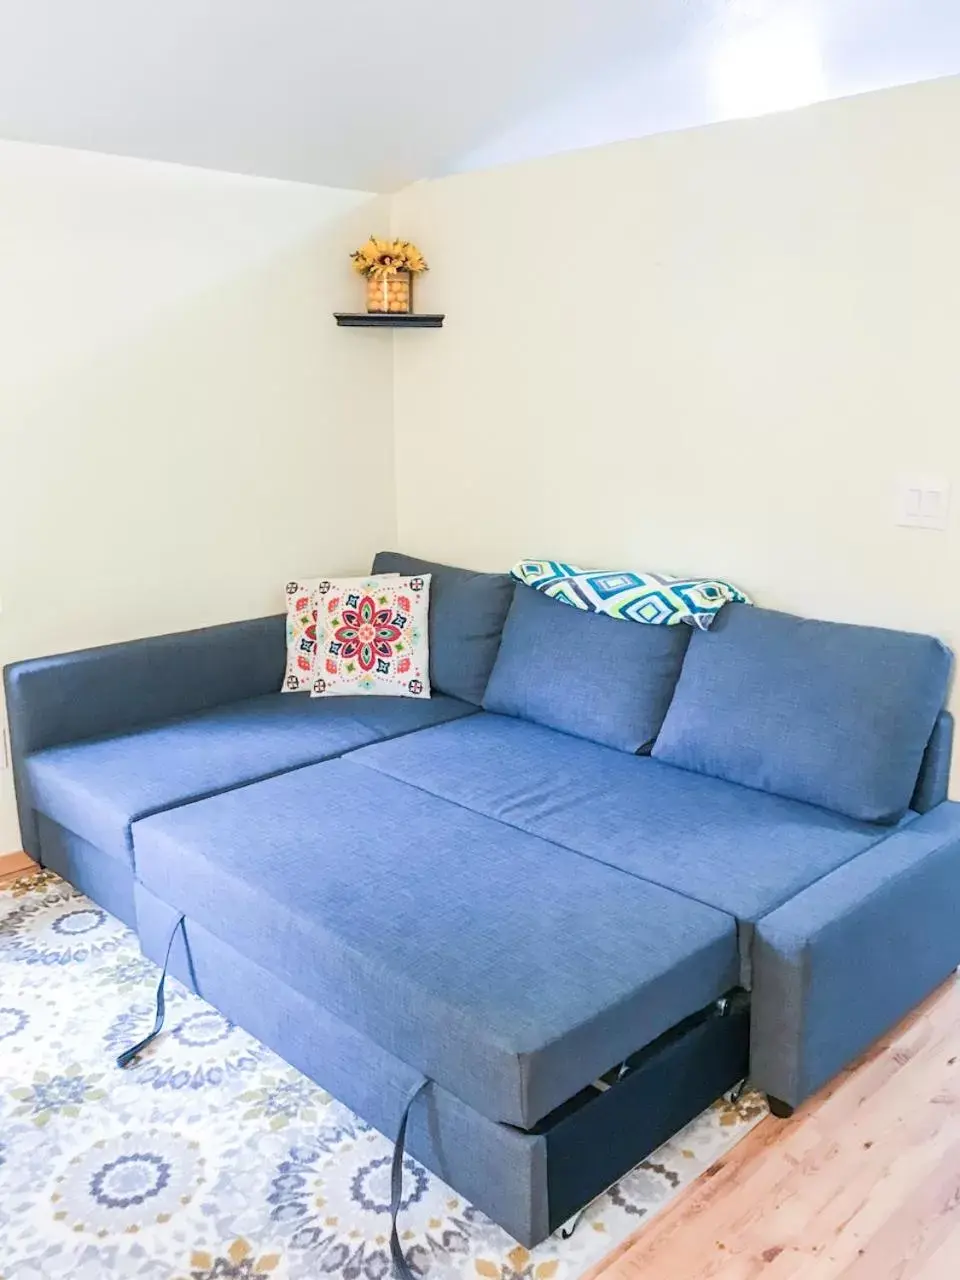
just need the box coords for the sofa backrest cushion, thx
[482,583,691,753]
[371,551,514,705]
[652,603,952,823]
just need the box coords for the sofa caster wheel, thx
[766,1095,794,1119]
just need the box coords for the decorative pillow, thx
[373,551,515,705]
[283,574,402,692]
[512,560,750,630]
[312,575,431,699]
[282,579,320,692]
[653,603,952,823]
[483,583,690,753]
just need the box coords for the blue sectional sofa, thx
[5,550,960,1252]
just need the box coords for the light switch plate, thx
[895,476,950,530]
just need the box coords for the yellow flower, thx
[400,241,427,273]
[350,235,428,276]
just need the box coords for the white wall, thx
[393,75,960,783]
[5,75,960,851]
[0,142,395,850]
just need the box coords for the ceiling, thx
[1,0,958,192]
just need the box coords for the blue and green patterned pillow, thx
[511,561,750,631]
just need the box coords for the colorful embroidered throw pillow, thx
[283,574,402,691]
[511,561,750,631]
[283,579,321,692]
[311,575,431,699]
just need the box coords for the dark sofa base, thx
[134,882,749,1248]
[540,992,750,1230]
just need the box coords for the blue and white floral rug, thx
[0,871,767,1279]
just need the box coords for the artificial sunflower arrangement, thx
[350,236,428,278]
[350,236,428,313]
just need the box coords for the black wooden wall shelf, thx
[334,313,445,329]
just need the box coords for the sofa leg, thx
[766,1095,794,1119]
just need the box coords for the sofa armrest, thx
[750,803,960,1108]
[3,615,285,857]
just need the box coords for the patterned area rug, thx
[0,872,767,1279]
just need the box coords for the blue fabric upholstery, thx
[351,713,887,922]
[372,551,514,705]
[912,711,954,813]
[36,814,137,929]
[3,615,286,857]
[134,882,550,1246]
[4,616,287,757]
[483,584,689,753]
[26,693,475,864]
[132,760,739,1128]
[750,802,960,1106]
[653,604,952,823]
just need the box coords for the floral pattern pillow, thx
[282,579,321,692]
[312,575,431,699]
[282,573,401,691]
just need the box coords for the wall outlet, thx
[895,476,950,530]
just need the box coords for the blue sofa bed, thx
[5,550,960,1252]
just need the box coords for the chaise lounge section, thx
[5,550,960,1249]
[4,551,511,926]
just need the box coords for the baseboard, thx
[0,851,33,878]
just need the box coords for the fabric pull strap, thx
[116,914,186,1069]
[390,1077,431,1280]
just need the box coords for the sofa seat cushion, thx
[25,692,476,864]
[131,760,739,1129]
[350,714,888,922]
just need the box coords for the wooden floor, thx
[590,978,960,1280]
[0,850,33,887]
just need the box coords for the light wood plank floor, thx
[589,978,960,1280]
[0,850,33,884]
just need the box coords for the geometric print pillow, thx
[511,560,750,631]
[311,575,431,699]
[282,578,322,692]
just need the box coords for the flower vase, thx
[366,271,412,314]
